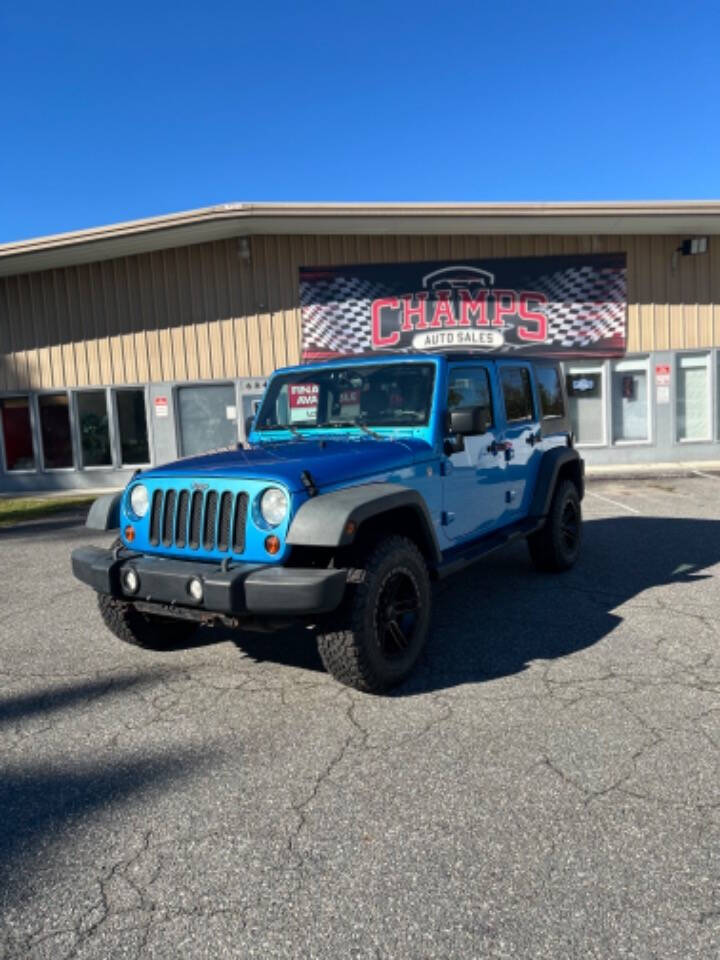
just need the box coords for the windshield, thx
[255,362,436,432]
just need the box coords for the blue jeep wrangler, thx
[72,353,583,692]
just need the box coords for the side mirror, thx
[447,405,491,437]
[244,415,255,439]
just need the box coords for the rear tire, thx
[527,478,582,572]
[316,536,431,693]
[97,594,197,650]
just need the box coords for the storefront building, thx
[0,202,719,492]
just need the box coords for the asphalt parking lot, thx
[0,475,718,959]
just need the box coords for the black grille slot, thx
[175,490,189,548]
[203,491,218,551]
[218,492,233,552]
[162,490,176,546]
[149,490,163,545]
[189,491,203,549]
[232,493,248,554]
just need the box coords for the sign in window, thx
[0,396,35,471]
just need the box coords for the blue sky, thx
[1,0,718,242]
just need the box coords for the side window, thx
[499,367,534,423]
[535,365,565,418]
[448,367,493,426]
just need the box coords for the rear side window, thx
[499,367,534,422]
[535,365,565,418]
[447,366,493,426]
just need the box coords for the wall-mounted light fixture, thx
[238,237,251,261]
[678,236,708,256]
[672,236,709,271]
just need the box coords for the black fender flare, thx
[86,492,122,531]
[528,448,585,519]
[286,483,442,565]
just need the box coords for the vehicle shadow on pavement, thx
[400,515,720,696]
[218,516,720,691]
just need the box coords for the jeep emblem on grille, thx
[191,482,209,492]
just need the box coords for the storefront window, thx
[38,393,74,469]
[116,389,149,465]
[612,359,649,442]
[0,396,36,471]
[177,384,237,457]
[565,364,605,445]
[677,354,710,441]
[77,391,112,466]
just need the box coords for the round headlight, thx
[129,484,149,519]
[259,487,288,527]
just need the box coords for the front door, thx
[496,362,543,523]
[441,363,506,544]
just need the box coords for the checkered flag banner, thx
[300,253,626,360]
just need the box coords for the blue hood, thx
[141,437,434,493]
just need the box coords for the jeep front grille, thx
[149,487,249,554]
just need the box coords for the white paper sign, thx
[225,405,237,420]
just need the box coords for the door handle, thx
[488,439,513,458]
[525,429,542,446]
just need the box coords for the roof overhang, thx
[2,201,720,277]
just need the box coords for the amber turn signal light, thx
[264,535,280,555]
[124,525,135,543]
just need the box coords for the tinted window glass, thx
[116,390,149,464]
[500,367,534,422]
[77,391,111,466]
[38,393,73,468]
[535,365,565,418]
[0,396,35,470]
[256,363,435,431]
[448,367,493,426]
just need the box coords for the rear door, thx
[442,362,506,544]
[496,362,543,523]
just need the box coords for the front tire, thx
[527,478,582,572]
[97,594,197,650]
[316,536,431,693]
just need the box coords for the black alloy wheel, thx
[374,568,422,661]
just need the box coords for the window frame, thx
[498,364,536,425]
[675,352,713,444]
[446,364,495,428]
[112,386,152,468]
[174,380,238,458]
[74,388,115,470]
[533,363,566,421]
[36,390,77,472]
[611,355,652,447]
[0,392,40,474]
[564,361,608,448]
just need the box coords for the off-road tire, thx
[527,478,582,572]
[97,594,197,650]
[316,536,431,693]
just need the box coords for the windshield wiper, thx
[317,419,383,439]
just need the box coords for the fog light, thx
[188,577,203,601]
[264,535,281,555]
[124,525,135,543]
[123,568,139,594]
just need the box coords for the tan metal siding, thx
[1,234,719,391]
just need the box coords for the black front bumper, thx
[71,546,347,618]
